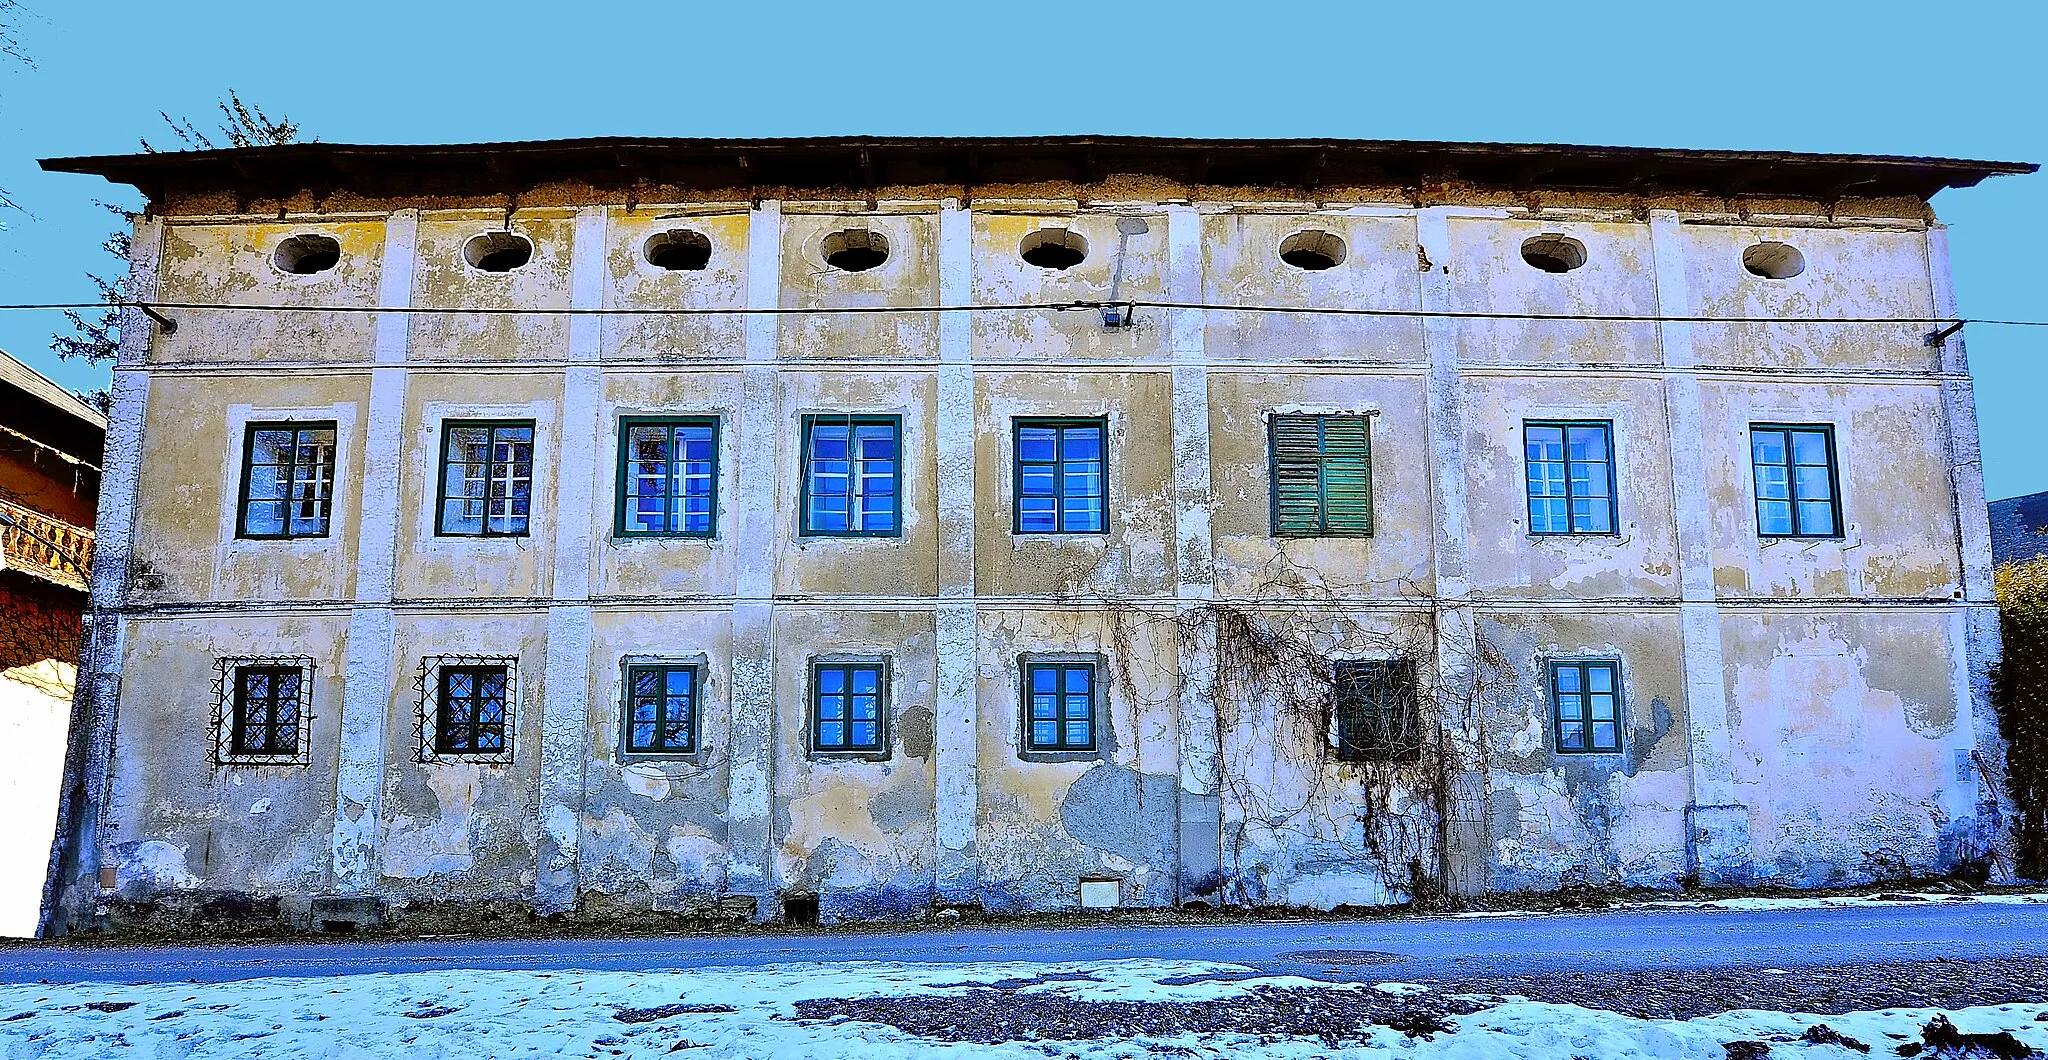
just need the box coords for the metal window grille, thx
[212,656,315,767]
[1023,660,1097,751]
[237,421,337,539]
[1332,659,1422,763]
[1014,419,1107,534]
[617,417,718,537]
[415,656,519,764]
[623,663,699,755]
[1270,414,1372,537]
[1750,424,1842,539]
[800,415,900,536]
[810,661,887,753]
[1550,660,1623,753]
[436,420,535,537]
[1524,421,1616,535]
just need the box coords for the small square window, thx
[1023,659,1098,753]
[237,421,337,539]
[1014,419,1108,534]
[1550,660,1623,754]
[1332,659,1422,763]
[810,660,888,755]
[1750,424,1841,539]
[623,663,700,756]
[417,657,518,763]
[617,418,718,537]
[1524,421,1616,535]
[436,420,535,537]
[801,415,901,537]
[214,657,313,766]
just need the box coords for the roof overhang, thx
[39,136,2037,207]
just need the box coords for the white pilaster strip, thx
[933,200,981,903]
[725,201,782,914]
[329,209,418,895]
[1648,210,1749,883]
[534,206,607,913]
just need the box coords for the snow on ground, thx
[1634,890,2048,913]
[0,957,2043,1059]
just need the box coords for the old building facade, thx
[39,138,2032,933]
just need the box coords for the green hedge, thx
[1992,559,2048,880]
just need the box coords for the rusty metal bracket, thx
[1924,320,1966,347]
[137,303,177,335]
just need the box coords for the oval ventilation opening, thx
[1520,234,1587,274]
[1020,228,1088,270]
[822,229,890,272]
[464,232,533,273]
[1279,230,1347,271]
[273,234,341,275]
[1742,241,1805,280]
[644,229,713,271]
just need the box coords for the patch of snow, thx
[1636,891,2048,913]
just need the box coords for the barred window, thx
[1332,659,1421,763]
[237,421,337,539]
[1524,421,1616,535]
[1750,424,1841,539]
[231,665,304,757]
[1015,419,1107,534]
[437,420,535,537]
[1551,660,1622,754]
[436,664,511,756]
[1023,660,1097,752]
[801,415,901,536]
[1270,414,1372,537]
[624,664,699,755]
[811,660,887,755]
[618,418,718,537]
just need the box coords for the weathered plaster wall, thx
[152,220,384,365]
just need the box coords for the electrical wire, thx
[0,299,2044,327]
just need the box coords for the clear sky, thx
[0,0,2040,497]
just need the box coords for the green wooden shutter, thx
[1271,416,1326,535]
[1318,415,1373,536]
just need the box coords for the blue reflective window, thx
[624,664,698,754]
[802,416,900,536]
[812,662,886,753]
[1024,661,1097,752]
[437,421,534,537]
[1014,419,1107,534]
[1524,421,1615,535]
[618,419,717,537]
[1750,424,1840,538]
[1550,660,1621,753]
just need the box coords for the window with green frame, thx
[810,660,887,754]
[1270,414,1372,536]
[622,663,699,755]
[800,414,900,536]
[1332,659,1421,762]
[1015,418,1107,533]
[617,417,717,537]
[1022,659,1097,752]
[1550,659,1622,754]
[237,421,337,539]
[436,420,535,537]
[1750,423,1841,539]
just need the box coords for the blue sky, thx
[1,0,2041,497]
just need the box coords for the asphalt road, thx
[1,901,2041,986]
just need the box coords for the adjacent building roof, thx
[41,136,2037,206]
[1991,491,2048,568]
[0,348,105,439]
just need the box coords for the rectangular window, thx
[623,664,699,755]
[1332,659,1422,763]
[436,420,535,537]
[1551,660,1622,754]
[617,417,718,537]
[230,664,305,757]
[1270,414,1373,537]
[237,421,337,539]
[1524,421,1616,535]
[435,664,511,756]
[801,415,900,536]
[810,661,886,754]
[1750,424,1840,539]
[1015,419,1107,534]
[1023,660,1097,752]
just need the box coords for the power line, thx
[0,299,2044,328]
